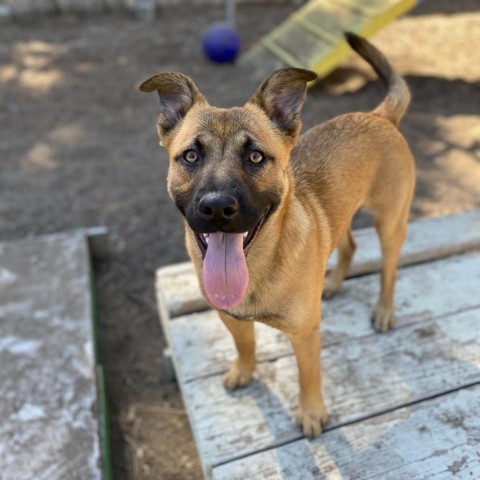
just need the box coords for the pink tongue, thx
[202,232,249,310]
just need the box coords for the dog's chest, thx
[223,295,285,324]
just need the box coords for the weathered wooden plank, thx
[156,211,480,320]
[179,307,480,472]
[169,251,480,383]
[156,262,209,341]
[0,233,102,479]
[213,384,480,480]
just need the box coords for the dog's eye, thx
[183,150,198,163]
[249,151,264,164]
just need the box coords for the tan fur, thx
[139,34,415,438]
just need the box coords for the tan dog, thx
[139,33,415,437]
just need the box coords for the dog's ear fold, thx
[247,68,317,138]
[139,72,206,140]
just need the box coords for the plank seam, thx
[210,380,480,470]
[179,302,480,385]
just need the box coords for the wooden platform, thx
[0,230,110,480]
[155,211,480,479]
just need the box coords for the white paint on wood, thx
[169,251,480,383]
[156,211,480,322]
[0,234,102,480]
[213,384,480,479]
[178,307,480,470]
[0,267,17,285]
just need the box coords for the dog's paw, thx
[223,360,254,390]
[322,275,341,299]
[296,403,328,438]
[372,305,395,332]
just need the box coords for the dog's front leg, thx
[219,311,256,390]
[287,308,327,438]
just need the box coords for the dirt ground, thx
[0,1,479,478]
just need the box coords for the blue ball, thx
[202,22,240,63]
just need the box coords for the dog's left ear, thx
[247,68,317,139]
[139,72,206,143]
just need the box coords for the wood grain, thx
[213,384,480,479]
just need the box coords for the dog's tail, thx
[345,32,410,127]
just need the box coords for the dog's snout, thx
[199,193,239,223]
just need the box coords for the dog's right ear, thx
[139,72,206,141]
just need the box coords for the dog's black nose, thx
[199,193,239,223]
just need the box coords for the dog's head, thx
[139,69,316,309]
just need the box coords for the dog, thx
[139,33,415,438]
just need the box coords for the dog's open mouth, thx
[194,208,271,310]
[194,207,270,256]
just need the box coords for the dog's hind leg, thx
[323,227,356,298]
[219,312,256,389]
[371,207,409,332]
